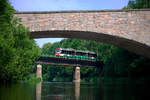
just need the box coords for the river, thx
[0,79,149,100]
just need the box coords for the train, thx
[55,48,97,61]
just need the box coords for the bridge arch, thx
[31,30,150,58]
[14,9,150,58]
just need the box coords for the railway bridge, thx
[36,56,103,82]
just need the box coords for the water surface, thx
[0,79,149,100]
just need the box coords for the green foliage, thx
[24,74,41,84]
[0,0,41,81]
[123,0,150,9]
[41,43,52,56]
[42,65,73,82]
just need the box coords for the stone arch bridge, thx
[14,9,150,58]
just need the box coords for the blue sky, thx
[10,0,129,48]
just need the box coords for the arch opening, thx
[31,30,150,59]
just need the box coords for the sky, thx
[10,0,129,48]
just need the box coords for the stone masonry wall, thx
[14,9,150,58]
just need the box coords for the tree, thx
[123,0,150,9]
[0,0,41,81]
[41,43,52,56]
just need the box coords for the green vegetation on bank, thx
[0,0,41,82]
[23,74,41,84]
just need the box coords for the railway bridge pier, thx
[36,64,81,82]
[73,66,80,83]
[36,64,42,81]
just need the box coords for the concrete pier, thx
[36,64,42,80]
[73,66,80,83]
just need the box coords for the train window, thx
[61,50,65,54]
[76,52,81,56]
[93,54,97,58]
[70,51,75,55]
[76,52,86,56]
[66,51,74,55]
[82,52,88,56]
[88,53,97,57]
[61,50,75,55]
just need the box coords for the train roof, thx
[56,48,97,54]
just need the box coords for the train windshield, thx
[56,49,60,53]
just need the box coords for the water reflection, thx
[74,82,80,100]
[36,82,80,100]
[36,82,42,100]
[0,82,35,100]
[0,79,150,100]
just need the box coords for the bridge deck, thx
[36,56,103,67]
